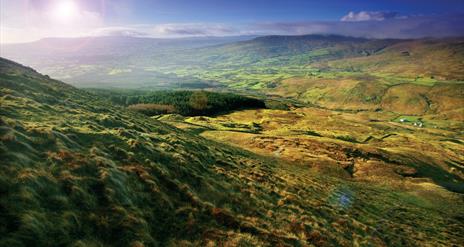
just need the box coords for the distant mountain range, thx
[1,34,463,89]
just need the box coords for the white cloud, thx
[341,11,400,22]
[82,13,464,40]
[91,26,149,37]
[152,23,237,37]
[89,23,240,38]
[253,13,464,39]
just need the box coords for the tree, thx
[189,91,208,111]
[125,96,139,106]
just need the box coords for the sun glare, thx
[52,0,79,21]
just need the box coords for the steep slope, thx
[0,58,275,246]
[0,60,282,246]
[1,58,464,246]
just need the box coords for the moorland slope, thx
[1,58,464,246]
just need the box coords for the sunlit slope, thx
[179,35,400,67]
[318,38,464,80]
[273,77,464,116]
[0,57,278,246]
[1,58,464,246]
[195,35,464,80]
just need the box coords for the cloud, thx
[1,1,463,44]
[253,13,464,39]
[92,13,464,40]
[62,13,464,40]
[341,11,401,22]
[152,23,237,36]
[89,23,240,38]
[92,27,149,37]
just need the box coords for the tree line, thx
[90,89,266,116]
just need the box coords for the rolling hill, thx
[318,37,464,80]
[171,34,401,67]
[2,57,464,246]
[273,76,464,117]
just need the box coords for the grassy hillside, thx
[1,58,464,246]
[0,57,277,246]
[174,35,399,67]
[319,38,464,81]
[271,76,464,117]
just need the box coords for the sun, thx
[52,0,79,21]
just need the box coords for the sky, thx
[1,0,464,43]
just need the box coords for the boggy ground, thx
[159,106,464,245]
[161,107,464,192]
